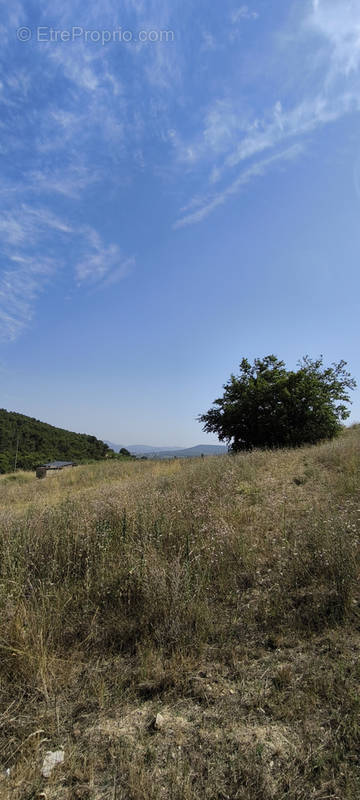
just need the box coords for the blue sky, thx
[0,0,359,446]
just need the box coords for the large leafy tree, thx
[199,355,356,451]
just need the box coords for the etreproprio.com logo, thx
[17,26,175,45]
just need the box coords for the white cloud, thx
[307,0,360,76]
[174,144,303,228]
[0,0,142,341]
[0,1,26,44]
[173,82,360,226]
[204,100,249,154]
[170,83,359,188]
[102,257,135,286]
[143,40,180,90]
[0,205,74,247]
[168,0,360,229]
[51,109,81,131]
[2,0,359,335]
[0,255,56,342]
[48,46,100,92]
[75,229,134,286]
[24,206,74,234]
[170,98,250,166]
[225,92,358,171]
[5,70,31,97]
[0,205,71,339]
[0,214,26,247]
[231,6,259,23]
[30,165,99,199]
[0,204,134,340]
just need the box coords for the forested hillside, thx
[0,409,110,472]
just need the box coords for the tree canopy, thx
[199,355,356,451]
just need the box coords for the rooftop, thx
[40,461,75,469]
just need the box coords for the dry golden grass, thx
[1,427,360,798]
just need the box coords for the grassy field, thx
[1,427,360,799]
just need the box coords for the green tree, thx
[199,355,356,451]
[0,453,11,474]
[119,448,131,457]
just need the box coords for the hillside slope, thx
[0,408,109,472]
[1,426,360,799]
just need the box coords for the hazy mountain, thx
[104,442,227,458]
[136,444,228,459]
[104,442,180,454]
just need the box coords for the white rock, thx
[41,750,65,778]
[154,713,165,730]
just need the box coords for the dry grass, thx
[1,427,360,798]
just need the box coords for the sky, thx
[0,0,359,447]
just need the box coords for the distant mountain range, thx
[105,442,227,459]
[105,442,179,454]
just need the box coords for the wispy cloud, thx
[75,229,135,285]
[0,255,56,342]
[0,203,134,340]
[231,6,259,23]
[0,204,70,340]
[171,0,360,227]
[171,83,358,181]
[30,165,99,199]
[307,0,360,76]
[1,0,360,342]
[169,99,251,166]
[0,205,73,247]
[174,143,303,228]
[225,92,359,171]
[0,1,139,342]
[0,1,26,44]
[170,86,358,227]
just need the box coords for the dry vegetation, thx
[1,427,360,799]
